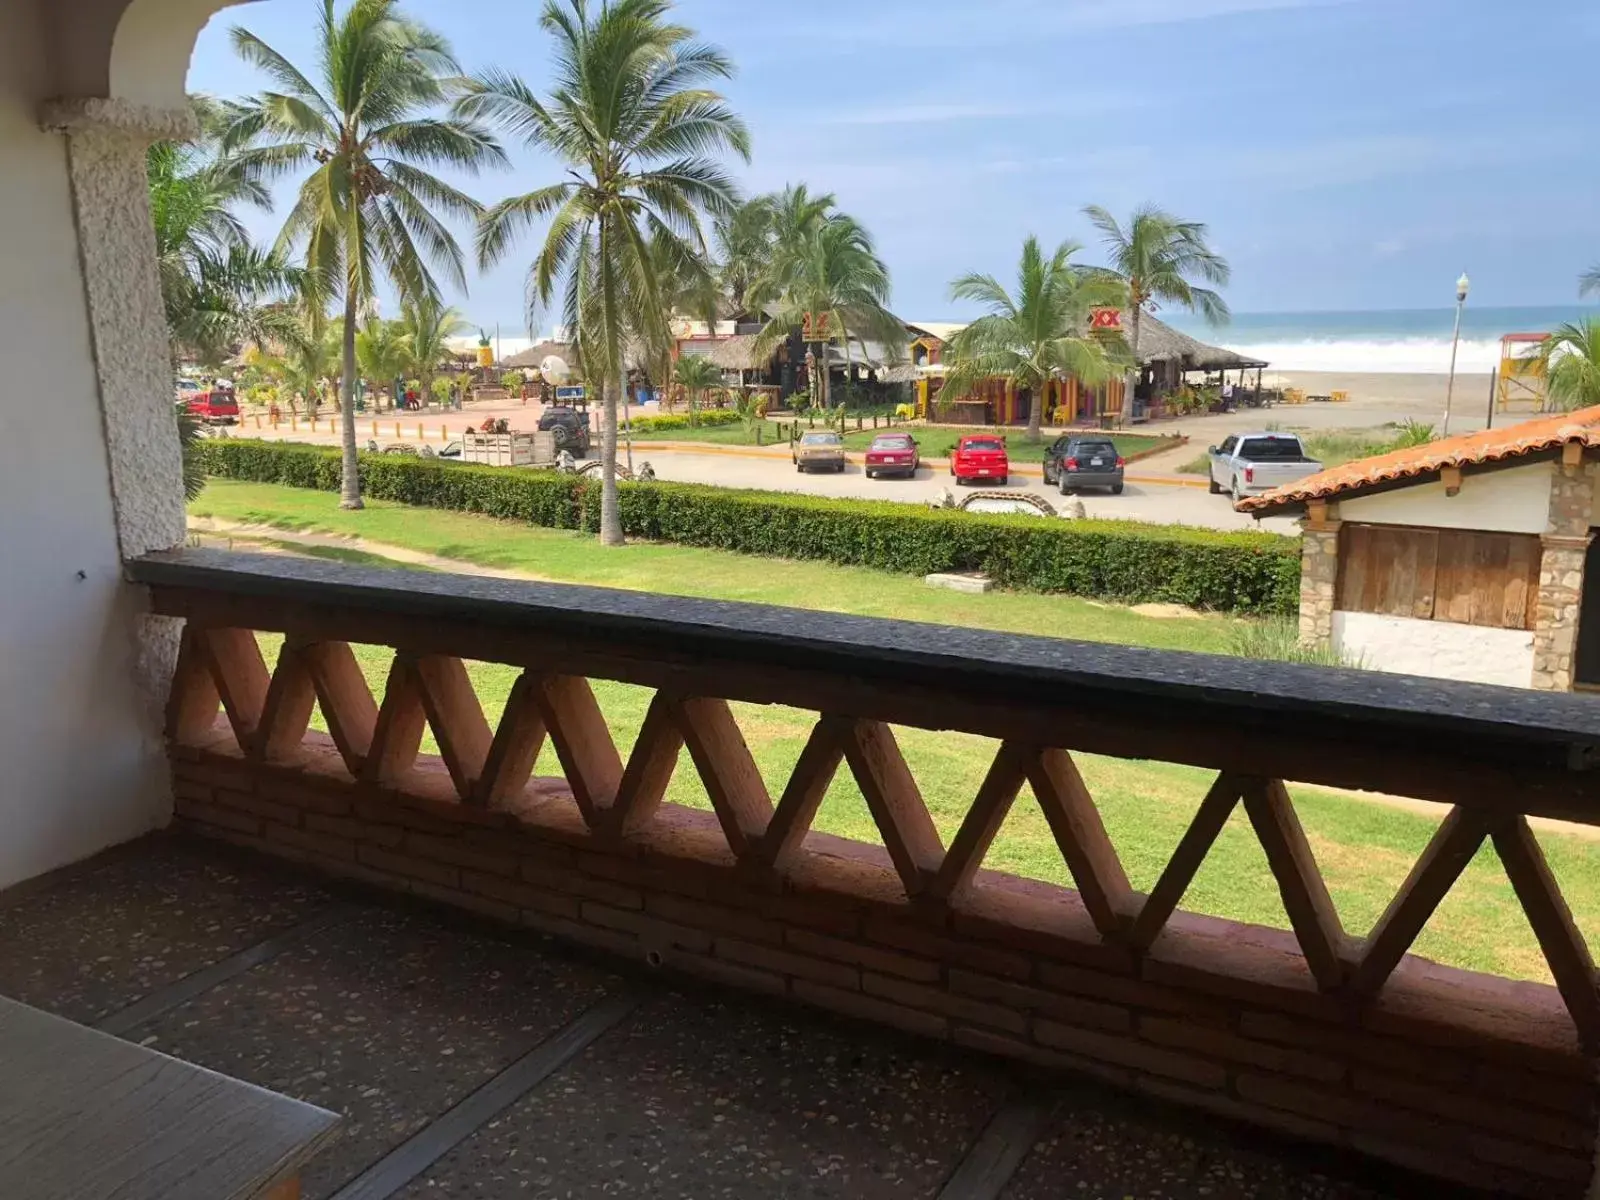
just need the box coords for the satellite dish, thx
[540,355,570,383]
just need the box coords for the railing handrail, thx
[130,548,1600,764]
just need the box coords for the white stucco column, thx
[40,96,192,558]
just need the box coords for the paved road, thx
[633,449,1301,534]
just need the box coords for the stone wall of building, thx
[1297,510,1341,648]
[1532,456,1595,691]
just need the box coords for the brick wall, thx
[170,734,1596,1198]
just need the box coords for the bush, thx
[1227,617,1362,667]
[629,410,743,433]
[197,440,1301,614]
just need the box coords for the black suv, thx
[537,406,591,453]
[1042,435,1125,495]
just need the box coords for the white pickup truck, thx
[1207,432,1324,502]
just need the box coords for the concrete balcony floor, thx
[0,834,1466,1200]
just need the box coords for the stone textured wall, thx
[1532,458,1595,691]
[1297,515,1341,647]
[168,733,1597,1200]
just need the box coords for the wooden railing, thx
[133,549,1600,1043]
[134,549,1600,1194]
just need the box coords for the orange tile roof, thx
[1240,405,1600,515]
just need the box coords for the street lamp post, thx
[1442,272,1470,437]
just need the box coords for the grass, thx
[627,420,1177,462]
[192,479,1600,984]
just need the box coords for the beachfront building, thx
[1243,406,1600,691]
[902,314,1267,427]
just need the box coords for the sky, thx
[186,0,1600,336]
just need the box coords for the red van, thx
[185,385,239,425]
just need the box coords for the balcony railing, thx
[131,548,1600,1198]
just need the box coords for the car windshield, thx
[872,436,912,449]
[1239,436,1304,459]
[1074,442,1115,456]
[801,433,840,446]
[963,439,1004,452]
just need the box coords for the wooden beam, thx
[931,742,1030,903]
[362,656,428,788]
[413,655,493,802]
[1347,806,1492,999]
[759,717,846,870]
[1440,466,1463,497]
[1493,816,1600,1048]
[303,641,377,777]
[166,627,221,745]
[472,672,547,809]
[607,691,684,837]
[676,696,773,859]
[1129,773,1242,951]
[1026,748,1133,937]
[1242,779,1348,991]
[840,718,944,897]
[255,643,317,763]
[535,675,623,827]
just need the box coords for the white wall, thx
[0,0,171,888]
[1338,460,1553,534]
[1332,612,1535,689]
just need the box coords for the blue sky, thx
[186,0,1600,334]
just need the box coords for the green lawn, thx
[626,420,1178,462]
[192,479,1598,984]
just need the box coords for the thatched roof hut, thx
[502,340,577,370]
[705,334,766,371]
[1131,314,1266,369]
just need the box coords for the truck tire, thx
[1231,477,1243,503]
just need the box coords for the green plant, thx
[430,375,456,403]
[629,410,743,434]
[500,371,523,390]
[941,237,1131,441]
[1540,319,1600,412]
[1083,204,1231,361]
[197,439,1301,613]
[175,403,207,501]
[1390,419,1436,448]
[399,298,469,403]
[1582,265,1600,300]
[1227,618,1360,668]
[673,355,722,426]
[462,0,750,546]
[224,0,504,508]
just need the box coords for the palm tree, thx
[1541,320,1600,412]
[225,0,504,509]
[673,354,721,425]
[713,195,775,312]
[462,0,750,546]
[356,318,413,409]
[1581,266,1600,300]
[1082,204,1230,363]
[752,211,903,410]
[399,297,468,407]
[941,237,1131,441]
[148,114,302,366]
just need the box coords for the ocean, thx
[1162,305,1600,375]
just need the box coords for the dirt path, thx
[188,517,1600,845]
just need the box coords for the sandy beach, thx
[1253,370,1500,433]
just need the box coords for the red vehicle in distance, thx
[185,383,239,425]
[950,435,1010,486]
[864,432,920,479]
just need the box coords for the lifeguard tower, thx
[1497,333,1550,414]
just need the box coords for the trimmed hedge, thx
[628,410,743,433]
[197,440,1301,614]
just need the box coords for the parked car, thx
[1208,432,1323,502]
[864,433,920,479]
[537,405,590,454]
[950,435,1009,486]
[794,431,846,473]
[184,385,238,425]
[1043,434,1125,495]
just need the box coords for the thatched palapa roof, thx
[502,340,577,370]
[706,335,766,371]
[1132,314,1267,370]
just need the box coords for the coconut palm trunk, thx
[599,373,623,544]
[339,292,362,509]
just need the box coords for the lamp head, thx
[1456,272,1471,303]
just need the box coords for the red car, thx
[950,435,1009,486]
[864,432,920,479]
[185,385,239,425]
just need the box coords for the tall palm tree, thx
[1581,266,1600,300]
[941,237,1131,441]
[1082,204,1230,363]
[399,297,468,406]
[752,211,903,410]
[225,0,504,509]
[462,0,750,546]
[673,353,721,424]
[1541,320,1600,412]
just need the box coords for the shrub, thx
[1228,617,1362,667]
[197,440,1301,613]
[629,410,743,433]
